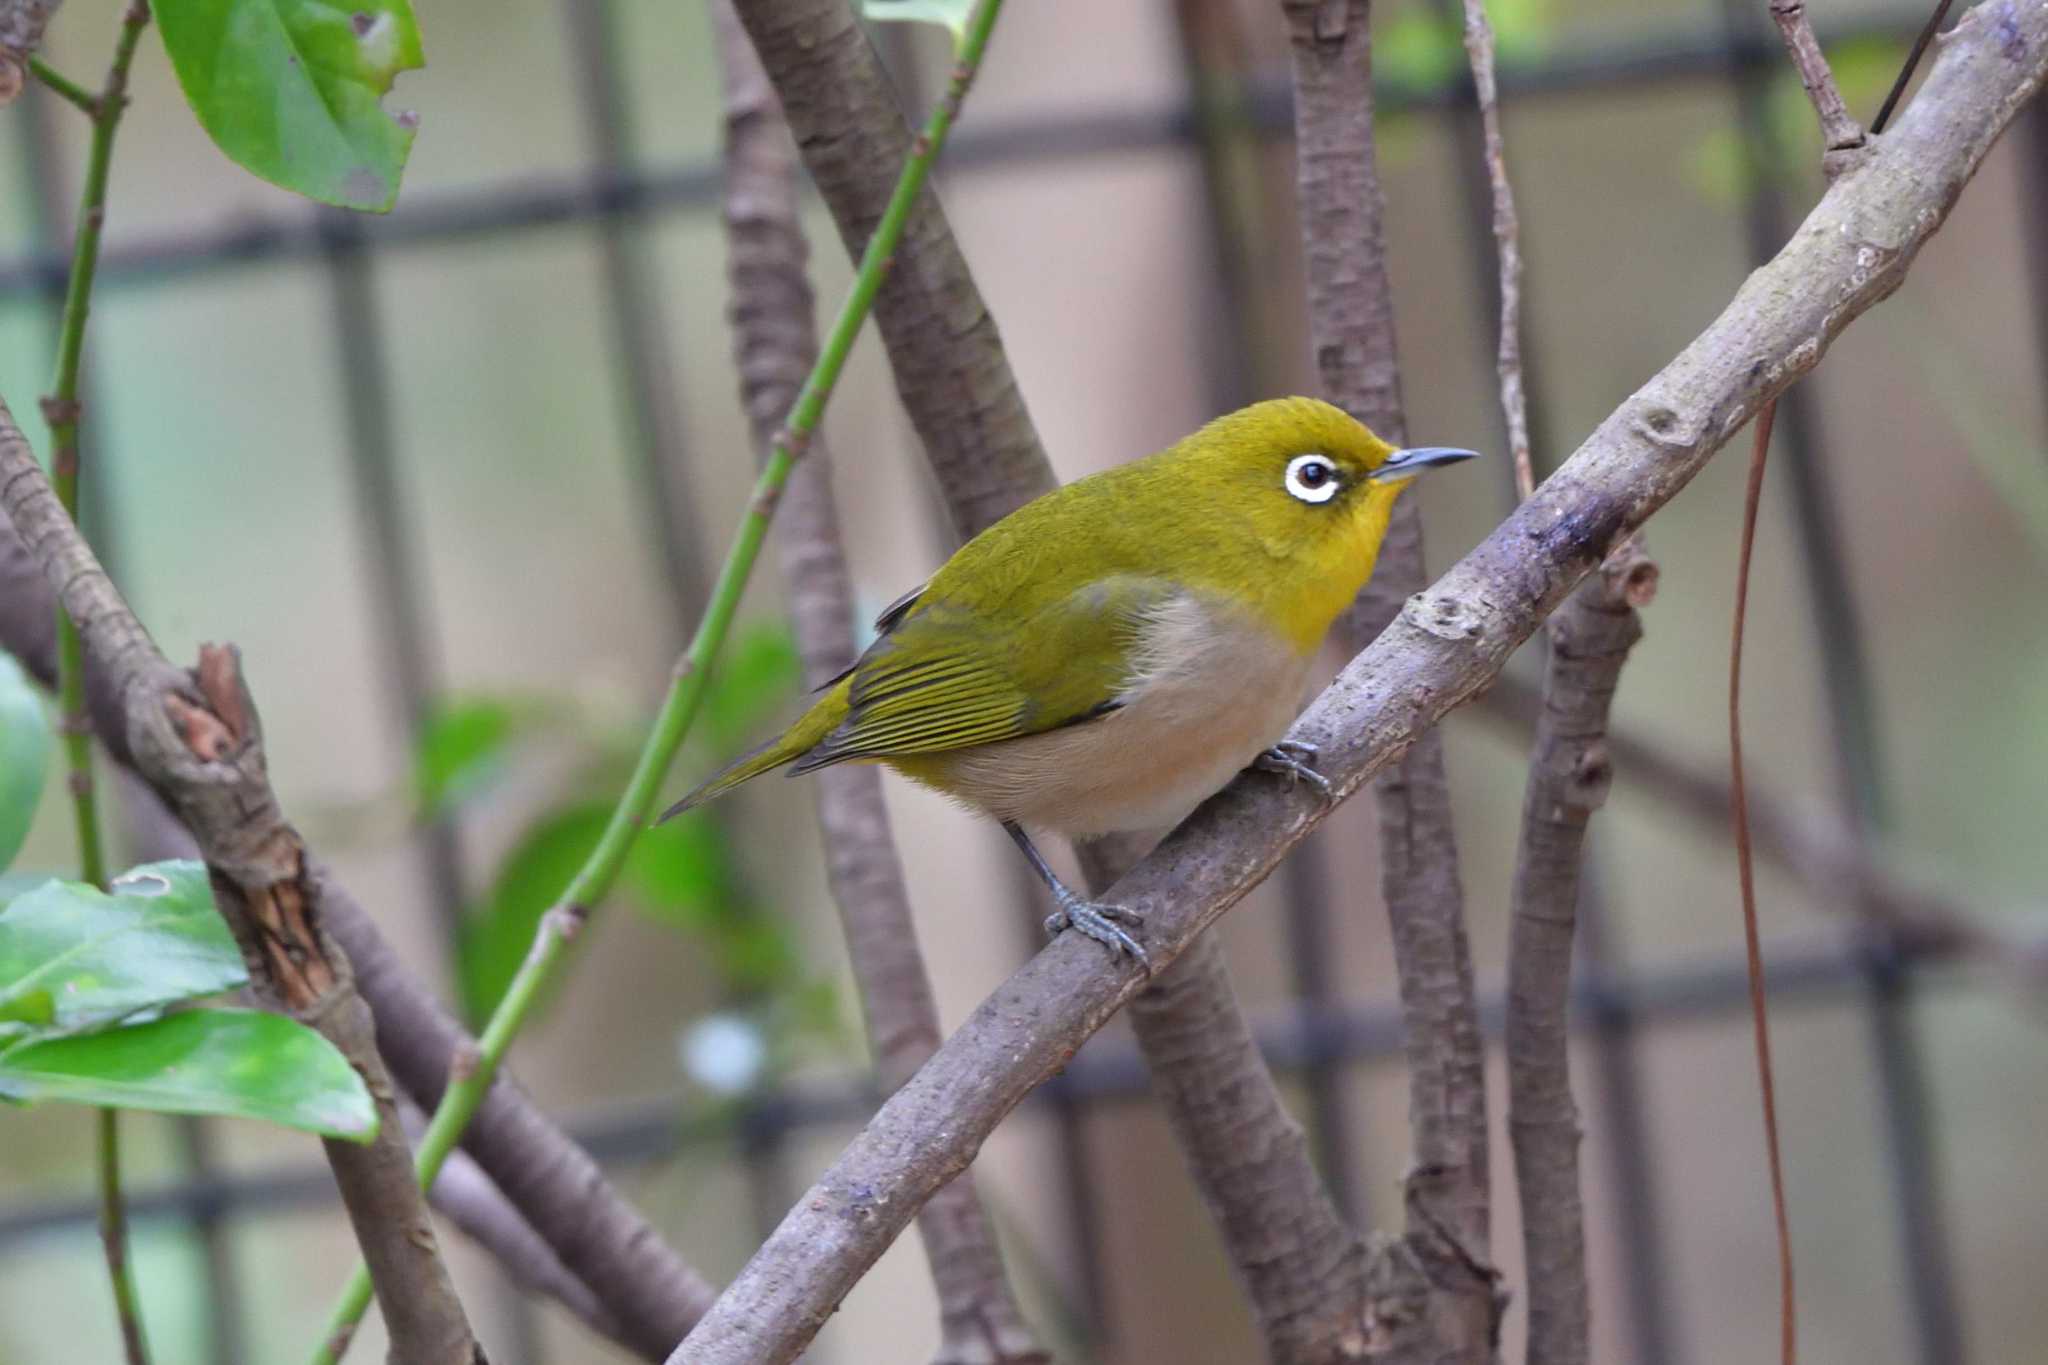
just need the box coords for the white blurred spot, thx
[679,1013,766,1096]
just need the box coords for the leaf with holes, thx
[0,1007,376,1140]
[155,0,426,211]
[863,0,975,41]
[0,654,50,873]
[0,861,244,1038]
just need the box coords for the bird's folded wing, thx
[790,576,1173,769]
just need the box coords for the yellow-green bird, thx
[661,397,1477,959]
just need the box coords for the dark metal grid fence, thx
[0,5,2000,1363]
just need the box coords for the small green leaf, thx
[457,805,608,1024]
[0,861,244,1038]
[705,623,803,753]
[155,0,426,212]
[0,654,51,872]
[625,810,736,927]
[1376,9,1461,90]
[0,1007,376,1140]
[863,0,974,40]
[415,697,519,816]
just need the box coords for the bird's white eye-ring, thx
[1285,453,1341,504]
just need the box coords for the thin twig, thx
[309,2,1011,1357]
[1283,1,1498,1355]
[664,11,2048,1353]
[1732,404,1796,1365]
[711,5,1046,1362]
[97,1108,149,1365]
[1459,0,1533,499]
[1768,0,1868,175]
[27,56,96,115]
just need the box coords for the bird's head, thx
[1164,396,1479,645]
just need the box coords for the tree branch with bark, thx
[731,5,1374,1358]
[0,407,482,1362]
[664,6,2048,1357]
[0,519,720,1360]
[712,5,1047,1361]
[1283,0,1499,1355]
[1505,540,1656,1365]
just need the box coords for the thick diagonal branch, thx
[1506,540,1656,1365]
[713,7,1046,1362]
[0,408,481,1363]
[666,9,2048,1358]
[1284,1,1497,1356]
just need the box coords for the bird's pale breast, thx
[893,592,1312,836]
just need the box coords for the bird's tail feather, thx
[657,677,851,822]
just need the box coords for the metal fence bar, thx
[1718,6,1966,1361]
[0,931,1962,1250]
[1574,856,1683,1365]
[316,213,470,961]
[560,0,711,627]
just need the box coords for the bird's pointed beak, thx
[1369,446,1482,483]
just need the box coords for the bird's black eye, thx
[1285,453,1340,504]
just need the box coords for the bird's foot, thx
[1253,740,1335,802]
[1044,889,1148,965]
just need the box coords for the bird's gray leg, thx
[1002,821,1148,964]
[1252,739,1334,800]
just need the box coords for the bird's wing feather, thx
[790,576,1172,770]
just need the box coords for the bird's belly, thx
[894,609,1312,837]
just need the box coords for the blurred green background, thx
[2,0,2045,1361]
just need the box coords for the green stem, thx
[28,57,101,117]
[46,9,153,1365]
[98,1108,151,1365]
[48,0,148,900]
[306,4,1007,1359]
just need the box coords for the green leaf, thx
[0,1007,376,1140]
[624,809,736,927]
[0,862,245,1038]
[0,653,51,872]
[863,0,974,41]
[704,623,803,754]
[0,873,44,912]
[1377,9,1461,90]
[155,0,426,212]
[415,697,519,816]
[457,805,608,1025]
